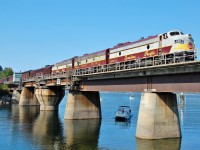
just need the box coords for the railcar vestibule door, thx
[158,35,162,55]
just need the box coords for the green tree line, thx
[0,67,13,94]
[0,67,13,79]
[0,65,2,71]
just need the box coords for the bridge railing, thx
[73,53,196,76]
[21,52,196,83]
[22,70,73,83]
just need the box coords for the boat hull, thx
[115,116,130,122]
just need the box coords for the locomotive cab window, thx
[163,33,168,39]
[119,52,121,56]
[170,32,180,36]
[147,45,150,49]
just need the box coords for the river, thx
[0,92,200,150]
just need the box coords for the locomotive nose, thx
[187,34,194,41]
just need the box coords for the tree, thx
[0,65,2,71]
[0,67,14,79]
[0,84,9,91]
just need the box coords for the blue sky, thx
[0,0,200,72]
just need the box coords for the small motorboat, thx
[129,95,134,100]
[115,106,131,121]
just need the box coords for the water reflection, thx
[178,97,186,126]
[11,104,19,115]
[11,105,40,135]
[33,111,64,149]
[136,138,181,150]
[64,119,101,149]
[0,103,11,110]
[115,120,131,128]
[19,106,40,123]
[8,105,41,149]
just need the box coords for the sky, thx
[0,0,200,72]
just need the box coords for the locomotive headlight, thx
[188,42,193,49]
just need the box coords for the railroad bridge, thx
[3,60,200,140]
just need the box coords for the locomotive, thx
[68,30,196,75]
[22,30,196,80]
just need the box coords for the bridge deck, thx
[21,61,200,93]
[79,61,200,93]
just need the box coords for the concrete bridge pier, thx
[19,87,39,105]
[64,91,101,119]
[35,86,65,111]
[136,92,181,139]
[12,90,21,103]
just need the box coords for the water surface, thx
[0,92,200,150]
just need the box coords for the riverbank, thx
[0,89,12,104]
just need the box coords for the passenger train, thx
[0,73,22,84]
[20,30,196,80]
